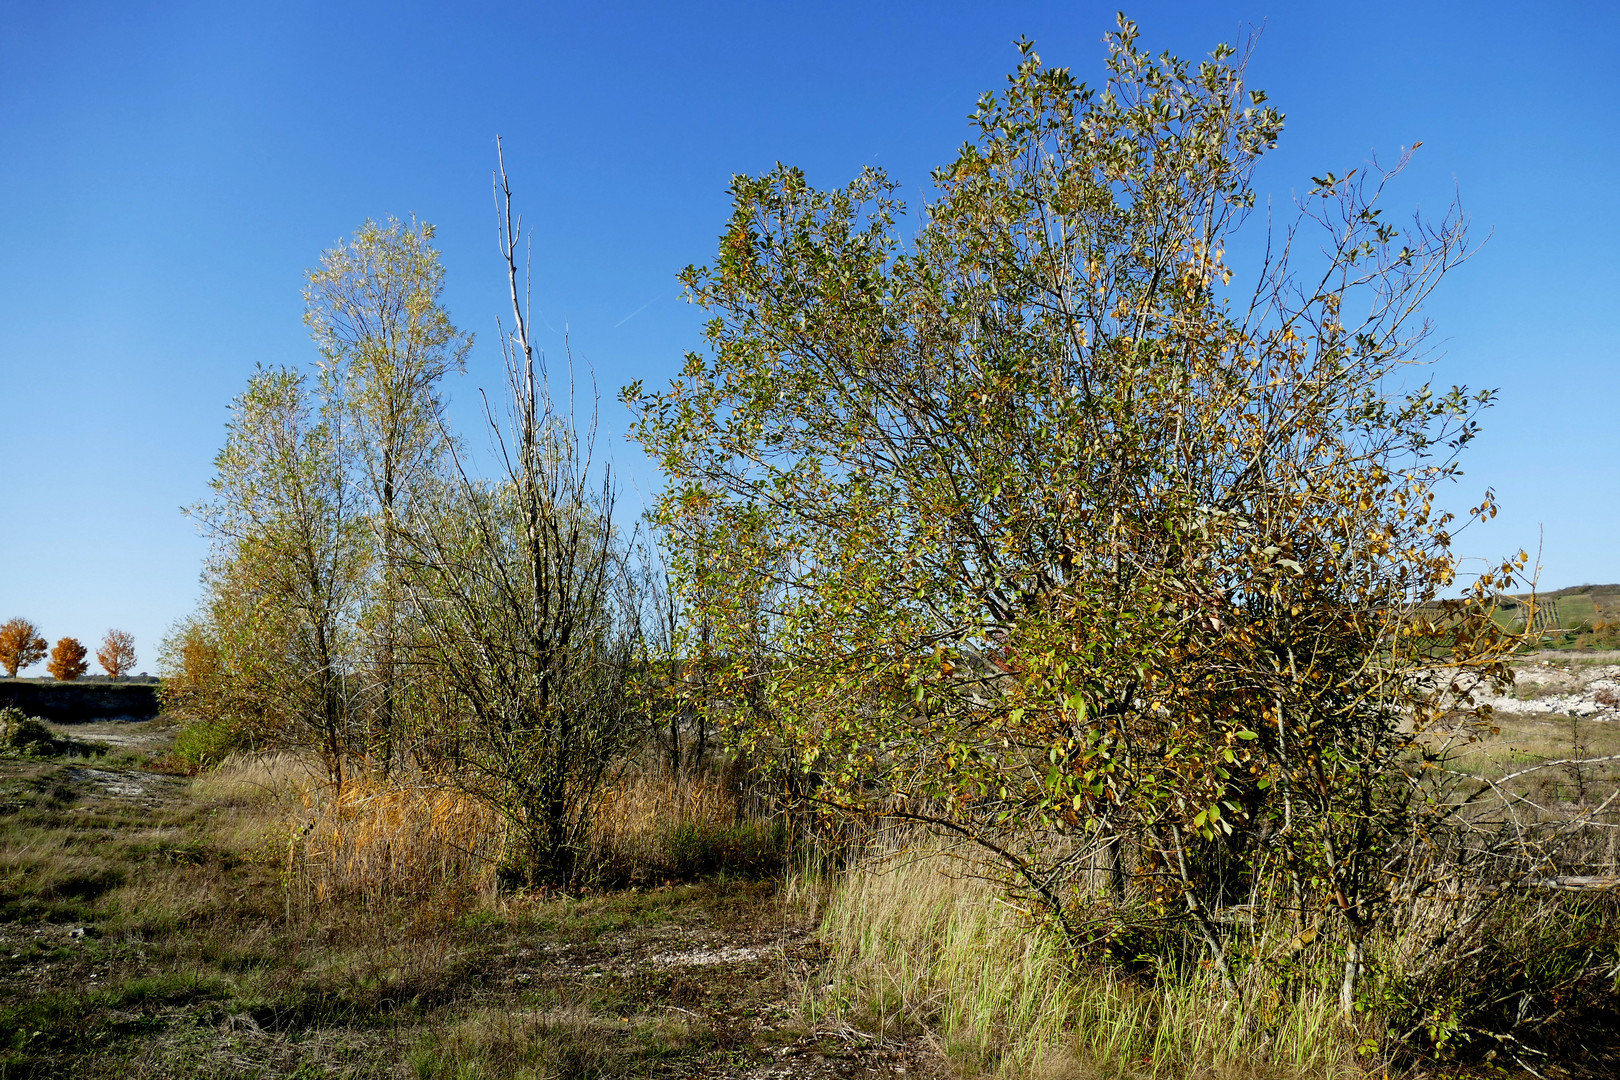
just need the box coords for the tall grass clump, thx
[410,1007,614,1080]
[198,751,508,913]
[812,839,1620,1076]
[812,842,1361,1079]
[275,748,783,909]
[285,774,507,911]
[585,761,785,885]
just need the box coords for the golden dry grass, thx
[591,767,738,845]
[193,753,512,907]
[585,765,766,882]
[811,842,1362,1080]
[289,776,508,908]
[267,755,775,908]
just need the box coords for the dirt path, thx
[0,723,943,1079]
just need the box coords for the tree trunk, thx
[1340,936,1363,1017]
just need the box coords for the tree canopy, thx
[97,629,137,677]
[46,637,89,681]
[0,618,47,678]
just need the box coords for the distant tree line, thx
[0,619,138,680]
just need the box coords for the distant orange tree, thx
[47,637,90,681]
[0,618,48,677]
[97,629,137,677]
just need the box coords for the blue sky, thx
[1,1,1615,670]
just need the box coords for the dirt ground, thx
[0,718,945,1079]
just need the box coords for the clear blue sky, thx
[1,1,1615,670]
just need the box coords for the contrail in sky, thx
[613,294,662,328]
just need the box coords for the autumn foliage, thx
[97,628,138,677]
[0,618,48,678]
[46,637,90,681]
[629,19,1530,1022]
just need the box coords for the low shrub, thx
[0,706,58,755]
[1575,619,1620,651]
[1375,889,1620,1069]
[173,714,252,767]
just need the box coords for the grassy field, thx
[4,695,1617,1079]
[1458,711,1620,779]
[0,719,936,1079]
[1493,584,1620,650]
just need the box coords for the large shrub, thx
[629,16,1525,1018]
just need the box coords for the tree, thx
[0,618,48,677]
[395,151,638,885]
[157,615,241,757]
[186,366,370,788]
[47,637,89,681]
[628,19,1519,1008]
[97,629,137,677]
[305,217,472,771]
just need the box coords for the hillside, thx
[1491,584,1620,647]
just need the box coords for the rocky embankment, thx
[1482,653,1620,720]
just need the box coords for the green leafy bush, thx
[0,706,58,755]
[172,714,251,768]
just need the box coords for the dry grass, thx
[591,766,738,851]
[282,773,508,910]
[810,843,1362,1080]
[243,752,786,913]
[1434,713,1620,858]
[189,753,510,913]
[1456,713,1620,776]
[190,750,316,802]
[586,764,784,885]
